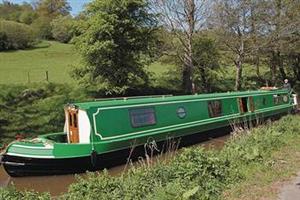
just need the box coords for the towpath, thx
[278,171,300,200]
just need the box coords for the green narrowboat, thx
[1,89,298,176]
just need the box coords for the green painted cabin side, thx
[4,89,295,159]
[74,89,293,153]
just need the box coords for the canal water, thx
[0,134,229,196]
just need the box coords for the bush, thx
[0,20,36,50]
[19,11,37,25]
[293,80,300,94]
[51,16,74,43]
[0,31,8,50]
[0,83,88,146]
[61,145,234,199]
[31,17,52,40]
[0,187,50,200]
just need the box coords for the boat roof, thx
[73,89,288,110]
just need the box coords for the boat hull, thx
[1,145,144,177]
[1,125,232,177]
[1,111,292,177]
[2,155,94,177]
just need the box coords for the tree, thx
[32,0,71,39]
[150,0,207,94]
[193,35,220,92]
[31,16,53,39]
[212,0,254,91]
[19,9,38,24]
[35,0,71,18]
[0,1,37,24]
[73,0,157,93]
[262,0,300,85]
[51,15,74,43]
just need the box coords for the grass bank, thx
[223,124,300,200]
[1,115,300,200]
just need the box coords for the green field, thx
[0,41,172,84]
[146,61,174,76]
[1,40,263,86]
[0,41,80,84]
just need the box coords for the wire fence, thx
[0,69,72,84]
[0,69,49,84]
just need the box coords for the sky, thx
[7,0,91,16]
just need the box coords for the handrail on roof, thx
[94,94,173,101]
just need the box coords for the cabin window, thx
[208,100,222,117]
[273,95,283,105]
[238,97,248,113]
[130,107,156,128]
[69,113,72,126]
[73,114,77,128]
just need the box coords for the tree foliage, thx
[31,16,53,39]
[0,0,72,43]
[210,0,300,90]
[33,0,71,40]
[193,35,220,92]
[150,0,207,94]
[0,20,36,51]
[35,0,71,18]
[73,0,157,93]
[51,15,74,43]
[0,1,37,24]
[0,84,87,146]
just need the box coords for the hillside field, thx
[0,41,81,84]
[0,41,172,85]
[0,40,269,88]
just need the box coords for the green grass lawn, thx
[0,41,172,85]
[0,41,80,84]
[146,62,174,76]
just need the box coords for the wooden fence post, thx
[27,71,30,84]
[46,71,49,82]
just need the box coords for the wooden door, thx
[238,98,244,113]
[238,97,248,113]
[68,109,79,143]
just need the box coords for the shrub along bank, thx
[0,83,88,147]
[1,114,300,200]
[0,20,37,51]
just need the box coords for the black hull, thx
[1,147,139,177]
[2,155,94,177]
[1,125,232,177]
